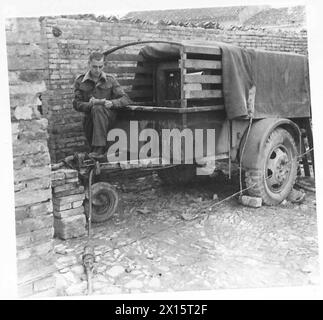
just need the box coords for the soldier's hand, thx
[105,100,113,109]
[90,97,106,106]
[89,97,96,107]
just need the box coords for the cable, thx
[102,146,315,252]
[53,147,314,275]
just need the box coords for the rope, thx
[239,117,253,196]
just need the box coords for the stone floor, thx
[52,173,319,297]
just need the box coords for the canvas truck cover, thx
[139,42,311,119]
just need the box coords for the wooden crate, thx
[104,43,224,110]
[104,53,154,105]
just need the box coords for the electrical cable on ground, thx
[51,146,314,293]
[77,147,314,283]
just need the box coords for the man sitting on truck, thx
[73,51,131,158]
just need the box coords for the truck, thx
[67,40,313,222]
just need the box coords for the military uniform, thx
[73,71,131,149]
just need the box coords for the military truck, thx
[101,40,312,204]
[68,40,312,222]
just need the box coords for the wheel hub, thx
[92,191,112,215]
[266,146,291,192]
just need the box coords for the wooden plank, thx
[105,54,144,62]
[184,59,222,69]
[185,105,224,111]
[184,83,202,91]
[126,90,153,98]
[105,66,153,74]
[114,105,224,113]
[184,74,222,84]
[185,90,223,99]
[118,78,153,86]
[184,45,221,55]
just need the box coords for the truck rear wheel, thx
[157,165,196,185]
[244,128,298,205]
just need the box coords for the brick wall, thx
[6,18,56,297]
[39,17,308,162]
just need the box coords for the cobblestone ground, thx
[53,173,319,296]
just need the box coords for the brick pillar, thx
[51,169,86,239]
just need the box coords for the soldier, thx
[73,51,131,158]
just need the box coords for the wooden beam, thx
[187,105,224,111]
[184,45,221,55]
[105,54,144,62]
[184,59,222,69]
[184,74,222,84]
[115,105,224,113]
[184,90,223,99]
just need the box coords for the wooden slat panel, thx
[118,78,153,86]
[105,66,153,74]
[126,90,153,98]
[184,45,221,55]
[105,54,144,62]
[184,74,222,84]
[185,90,223,99]
[184,59,222,69]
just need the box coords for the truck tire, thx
[244,128,298,205]
[84,182,119,223]
[157,165,196,185]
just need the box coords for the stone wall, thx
[6,18,56,297]
[40,17,308,162]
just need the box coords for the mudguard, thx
[239,118,301,170]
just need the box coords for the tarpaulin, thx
[219,42,311,119]
[139,41,311,119]
[139,43,181,61]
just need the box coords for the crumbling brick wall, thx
[6,18,56,297]
[39,17,308,162]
